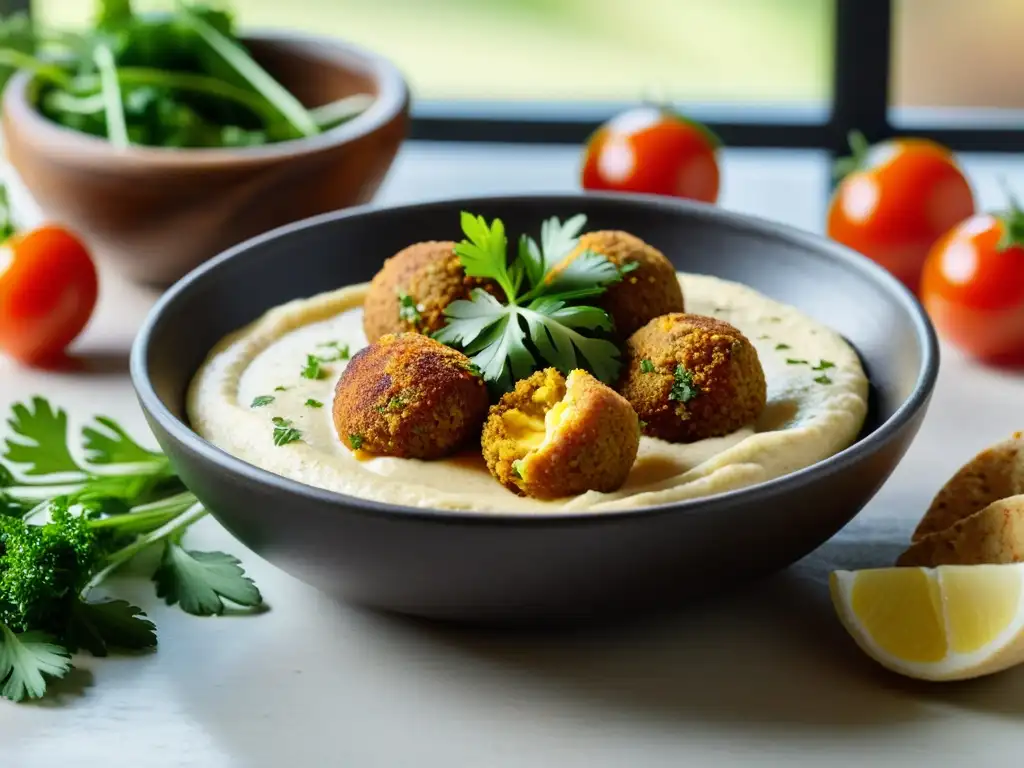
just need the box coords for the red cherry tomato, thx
[827,134,975,292]
[920,205,1024,366]
[0,225,98,366]
[581,106,721,204]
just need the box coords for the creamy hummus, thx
[187,274,869,513]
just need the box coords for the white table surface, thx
[2,142,1023,767]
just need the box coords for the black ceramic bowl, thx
[131,193,939,623]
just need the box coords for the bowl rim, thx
[1,28,410,169]
[130,191,941,527]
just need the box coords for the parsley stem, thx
[179,6,320,138]
[87,493,197,534]
[84,503,208,594]
[93,43,130,148]
[0,49,74,88]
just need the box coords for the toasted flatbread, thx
[899,495,1024,567]
[912,433,1024,542]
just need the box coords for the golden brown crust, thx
[558,230,685,339]
[898,495,1024,567]
[912,433,1024,542]
[480,368,640,500]
[617,313,766,443]
[332,333,489,459]
[362,241,500,343]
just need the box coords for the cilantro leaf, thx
[65,599,157,657]
[4,397,82,476]
[250,395,274,408]
[812,360,836,371]
[540,249,625,300]
[517,214,588,287]
[814,375,833,385]
[517,234,546,288]
[82,416,164,466]
[454,212,515,297]
[273,385,289,392]
[433,289,508,349]
[538,213,588,269]
[640,359,656,373]
[437,212,626,391]
[521,302,621,384]
[0,463,13,488]
[669,366,701,403]
[305,399,323,409]
[0,624,71,702]
[775,343,791,350]
[154,543,263,616]
[464,313,534,392]
[348,434,364,450]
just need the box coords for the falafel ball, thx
[618,313,766,443]
[481,368,640,500]
[362,240,500,343]
[333,333,489,459]
[556,230,685,338]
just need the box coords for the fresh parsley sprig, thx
[434,212,627,392]
[0,397,264,703]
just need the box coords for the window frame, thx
[11,0,1024,154]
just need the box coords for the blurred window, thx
[37,0,834,106]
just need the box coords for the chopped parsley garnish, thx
[398,291,422,327]
[271,417,302,446]
[250,395,274,408]
[812,360,836,371]
[348,434,365,450]
[463,361,483,377]
[640,359,656,373]
[300,354,324,380]
[273,385,289,392]
[315,341,350,362]
[512,459,524,479]
[433,212,625,392]
[304,399,324,409]
[786,358,809,366]
[814,375,833,385]
[669,365,701,403]
[775,343,791,351]
[377,396,406,413]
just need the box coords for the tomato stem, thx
[832,130,871,182]
[995,177,1024,251]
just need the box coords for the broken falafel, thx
[362,240,500,343]
[553,230,684,338]
[481,367,640,499]
[333,333,489,459]
[618,313,766,443]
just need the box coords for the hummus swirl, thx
[187,274,869,513]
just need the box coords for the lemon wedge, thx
[830,564,1024,681]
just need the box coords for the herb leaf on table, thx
[0,397,265,702]
[154,544,262,616]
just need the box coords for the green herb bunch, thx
[0,1,372,149]
[434,212,634,393]
[0,397,262,702]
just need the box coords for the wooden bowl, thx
[1,31,409,286]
